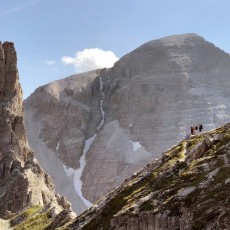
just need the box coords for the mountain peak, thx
[147,33,206,48]
[0,41,21,104]
[156,33,203,41]
[113,32,230,79]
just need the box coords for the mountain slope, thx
[24,33,230,213]
[64,123,230,229]
[6,123,230,229]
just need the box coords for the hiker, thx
[195,125,198,130]
[199,124,203,132]
[190,126,195,135]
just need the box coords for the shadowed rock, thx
[0,41,70,218]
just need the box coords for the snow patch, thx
[73,134,96,207]
[71,76,107,207]
[63,165,75,177]
[130,141,142,152]
[56,142,60,151]
[105,120,152,164]
[62,134,97,207]
[97,76,105,130]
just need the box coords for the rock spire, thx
[0,41,70,217]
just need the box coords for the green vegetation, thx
[11,206,55,230]
[186,135,203,151]
[10,205,42,227]
[139,200,154,212]
[76,138,188,229]
[191,167,230,229]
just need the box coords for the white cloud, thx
[61,48,119,73]
[46,60,56,65]
[61,56,75,65]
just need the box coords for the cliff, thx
[0,41,71,222]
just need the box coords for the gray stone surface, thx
[24,33,230,213]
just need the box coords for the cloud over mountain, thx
[61,48,119,72]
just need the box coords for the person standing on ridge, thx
[190,126,195,135]
[199,124,203,132]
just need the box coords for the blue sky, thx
[1,0,230,98]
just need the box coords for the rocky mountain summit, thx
[24,33,230,213]
[0,41,72,227]
[64,123,230,229]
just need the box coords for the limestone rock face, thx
[0,41,69,218]
[24,33,230,213]
[24,70,101,213]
